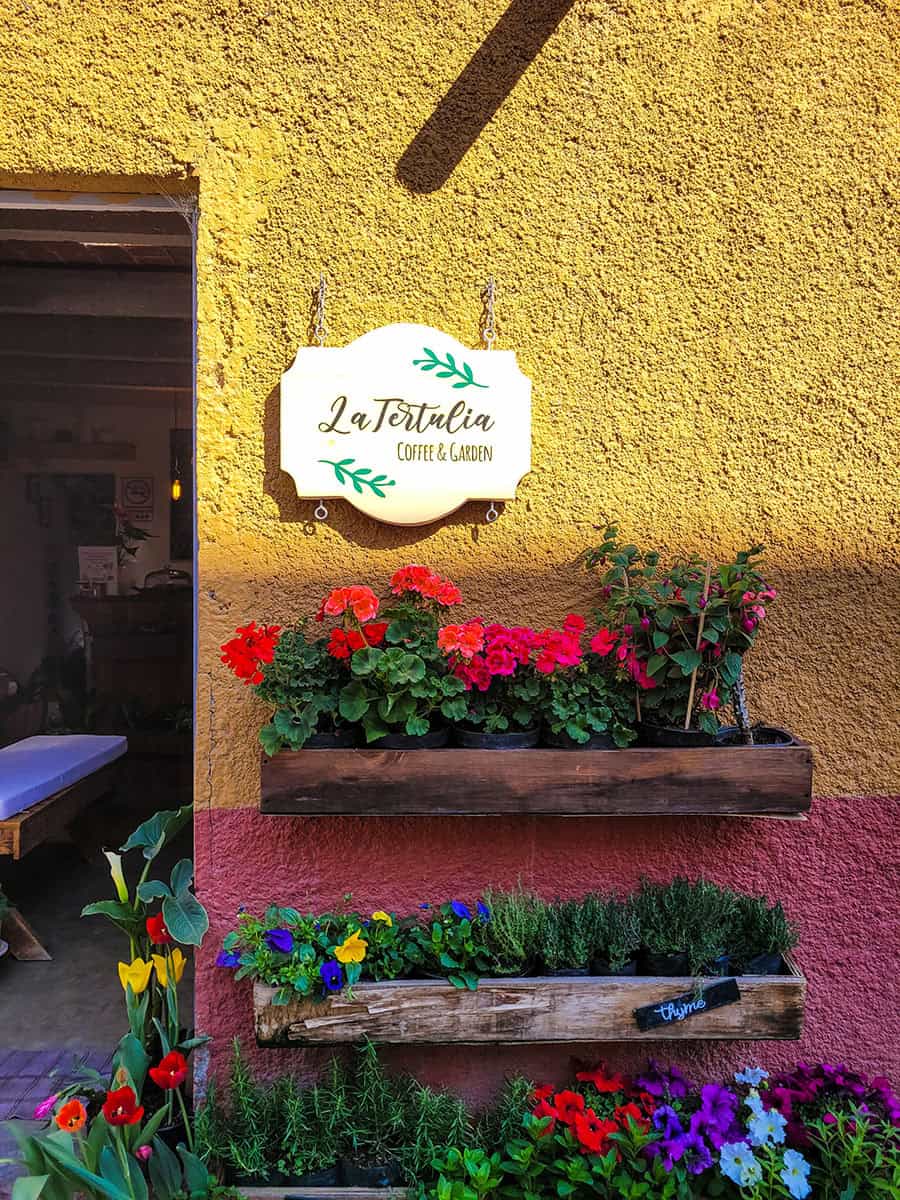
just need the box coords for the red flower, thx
[102,1086,144,1126]
[614,1102,649,1132]
[637,1090,657,1115]
[220,622,281,686]
[145,913,172,946]
[327,628,352,659]
[589,627,617,657]
[532,1084,554,1101]
[563,614,586,636]
[553,1090,585,1125]
[391,565,462,606]
[322,586,380,622]
[148,1051,188,1091]
[576,1065,627,1093]
[531,1097,558,1137]
[574,1108,619,1154]
[363,621,388,646]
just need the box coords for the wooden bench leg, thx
[2,907,52,961]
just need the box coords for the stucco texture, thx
[2,0,898,1088]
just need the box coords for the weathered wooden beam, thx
[2,908,52,961]
[0,315,192,360]
[0,266,191,318]
[2,384,192,408]
[2,353,191,389]
[254,964,806,1045]
[259,744,813,818]
[0,764,118,860]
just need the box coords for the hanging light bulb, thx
[171,473,182,502]
[170,389,182,501]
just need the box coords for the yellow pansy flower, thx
[334,929,368,964]
[118,958,153,994]
[372,911,393,927]
[152,948,187,987]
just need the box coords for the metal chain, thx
[314,273,328,519]
[482,276,498,521]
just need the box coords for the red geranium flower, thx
[576,1064,627,1093]
[553,1090,586,1125]
[574,1108,619,1154]
[322,586,380,622]
[589,627,617,657]
[146,913,172,945]
[327,628,352,659]
[148,1051,188,1091]
[220,622,281,685]
[102,1086,144,1126]
[563,613,587,636]
[363,622,388,646]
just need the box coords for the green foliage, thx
[253,624,346,753]
[340,600,467,741]
[580,894,642,973]
[410,902,494,990]
[460,671,545,733]
[540,900,592,972]
[473,1076,535,1152]
[543,663,636,747]
[732,894,799,969]
[399,1082,473,1182]
[482,886,547,975]
[584,524,775,732]
[807,1111,900,1198]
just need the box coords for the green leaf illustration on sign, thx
[412,347,488,389]
[319,458,396,498]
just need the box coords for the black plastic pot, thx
[369,726,449,749]
[156,1121,188,1152]
[453,726,540,749]
[544,965,590,977]
[743,952,785,976]
[703,954,733,977]
[340,1160,403,1188]
[641,950,690,976]
[292,1167,342,1187]
[638,722,717,748]
[543,728,617,750]
[715,725,796,747]
[303,728,357,749]
[592,958,638,977]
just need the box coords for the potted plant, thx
[328,566,468,748]
[482,885,547,975]
[584,525,778,746]
[733,894,799,975]
[540,618,637,748]
[588,895,641,976]
[539,899,592,975]
[245,622,350,751]
[439,616,583,748]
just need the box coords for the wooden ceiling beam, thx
[1,383,192,408]
[0,267,191,318]
[1,354,191,389]
[0,315,192,359]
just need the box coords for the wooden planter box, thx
[254,961,806,1046]
[259,743,812,818]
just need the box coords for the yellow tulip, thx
[118,958,152,994]
[152,948,186,987]
[372,911,393,927]
[334,929,367,964]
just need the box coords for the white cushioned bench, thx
[0,734,127,859]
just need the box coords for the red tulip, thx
[149,1050,188,1090]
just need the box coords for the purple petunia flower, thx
[637,1059,692,1099]
[320,960,343,992]
[663,1130,712,1175]
[264,928,294,954]
[215,950,241,968]
[652,1105,684,1140]
[450,900,472,920]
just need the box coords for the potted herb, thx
[584,525,778,746]
[482,885,547,975]
[439,616,583,748]
[540,620,637,748]
[340,1041,405,1187]
[633,878,692,975]
[332,566,468,747]
[733,894,798,975]
[588,895,641,976]
[540,899,591,975]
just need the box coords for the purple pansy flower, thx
[320,960,343,992]
[264,928,294,954]
[215,950,241,968]
[450,900,472,920]
[477,901,491,922]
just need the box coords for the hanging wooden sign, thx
[280,323,532,525]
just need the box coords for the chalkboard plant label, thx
[633,978,741,1032]
[281,323,532,525]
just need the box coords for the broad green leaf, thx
[169,859,194,897]
[135,880,172,903]
[80,900,144,938]
[350,647,382,677]
[112,1032,150,1097]
[12,1177,49,1200]
[149,1137,182,1200]
[178,1147,210,1198]
[339,681,370,722]
[162,890,209,946]
[120,806,192,862]
[38,1141,130,1200]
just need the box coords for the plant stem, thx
[175,1085,194,1151]
[115,1130,137,1200]
[683,562,712,730]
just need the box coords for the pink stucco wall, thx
[194,793,900,1101]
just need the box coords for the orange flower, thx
[55,1099,87,1133]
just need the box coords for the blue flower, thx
[780,1150,811,1200]
[745,1089,766,1117]
[215,950,240,968]
[264,928,294,954]
[419,902,430,910]
[477,900,491,922]
[320,960,343,992]
[735,1067,769,1086]
[719,1143,761,1187]
[450,900,472,920]
[748,1107,787,1147]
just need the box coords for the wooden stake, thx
[684,562,713,730]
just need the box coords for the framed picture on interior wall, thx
[170,428,193,561]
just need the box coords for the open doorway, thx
[0,191,195,1067]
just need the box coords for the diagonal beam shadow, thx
[397,0,577,194]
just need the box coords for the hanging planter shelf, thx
[259,742,812,818]
[253,959,806,1046]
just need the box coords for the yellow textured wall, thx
[2,0,897,798]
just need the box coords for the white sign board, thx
[280,323,532,525]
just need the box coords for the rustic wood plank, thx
[0,763,118,860]
[260,744,813,817]
[0,314,192,360]
[254,964,806,1046]
[2,908,52,960]
[0,266,190,318]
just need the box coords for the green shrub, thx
[398,1080,472,1181]
[540,899,591,971]
[732,894,799,969]
[474,1076,534,1151]
[483,885,547,975]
